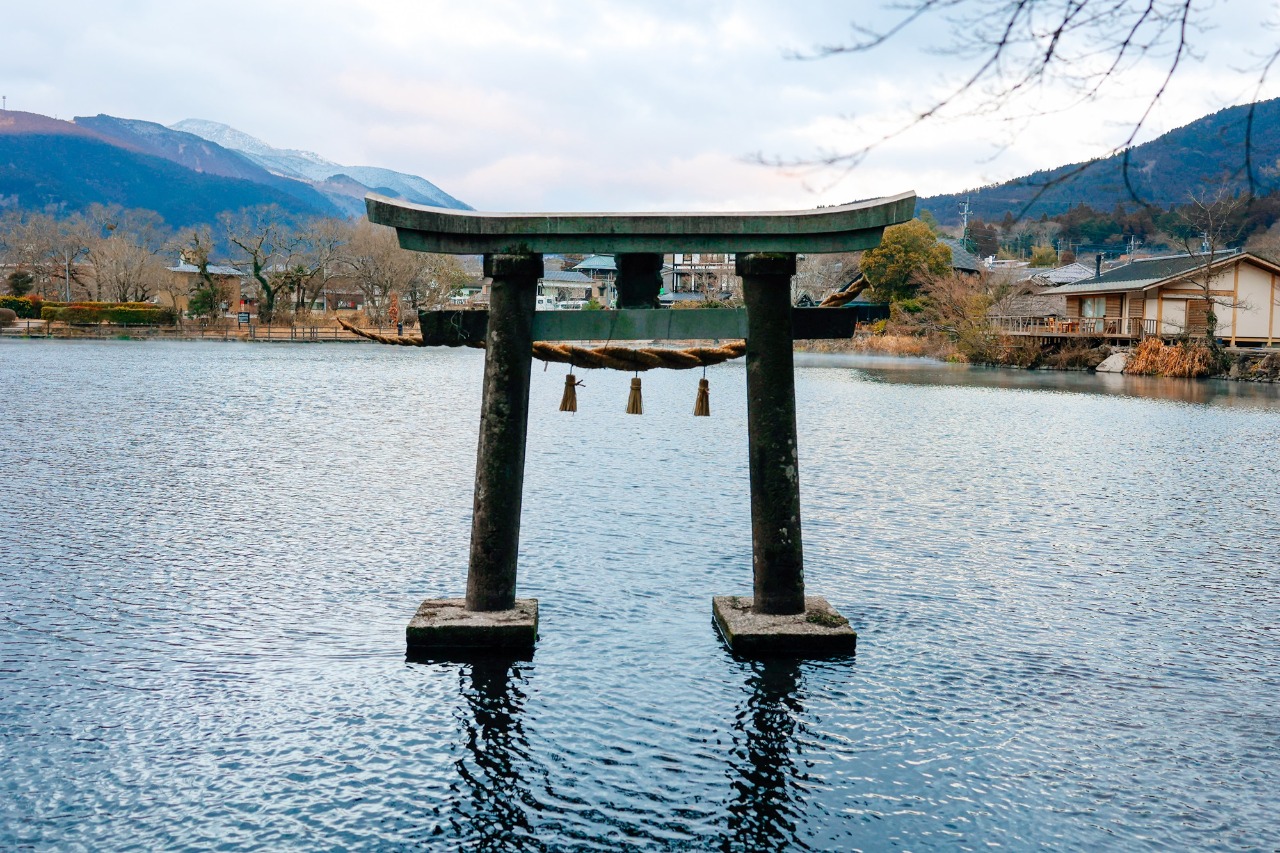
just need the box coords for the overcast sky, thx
[5,0,1279,211]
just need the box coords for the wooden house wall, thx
[1064,294,1122,318]
[1185,298,1209,335]
[1234,263,1274,341]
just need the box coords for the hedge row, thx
[0,296,47,319]
[40,302,178,325]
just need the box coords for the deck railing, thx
[992,316,1160,338]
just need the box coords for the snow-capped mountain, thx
[170,119,470,210]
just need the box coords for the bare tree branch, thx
[773,0,1268,212]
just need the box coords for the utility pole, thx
[958,197,972,251]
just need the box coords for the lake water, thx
[2,340,1278,851]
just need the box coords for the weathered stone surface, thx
[467,257,538,612]
[406,598,538,650]
[615,253,664,308]
[1096,351,1129,373]
[712,596,856,656]
[742,256,805,615]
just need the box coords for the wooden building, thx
[998,250,1280,345]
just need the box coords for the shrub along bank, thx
[0,295,46,319]
[39,301,178,325]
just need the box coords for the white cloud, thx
[4,0,1280,211]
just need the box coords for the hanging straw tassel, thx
[625,376,643,415]
[693,377,710,416]
[559,373,582,412]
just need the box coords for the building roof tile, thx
[1041,250,1245,295]
[540,270,594,283]
[940,238,982,272]
[571,254,618,272]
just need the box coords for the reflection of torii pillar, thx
[371,192,916,656]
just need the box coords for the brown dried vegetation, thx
[1125,338,1216,378]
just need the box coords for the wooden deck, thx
[993,316,1159,340]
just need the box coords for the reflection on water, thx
[723,661,807,852]
[449,657,541,851]
[796,351,1280,409]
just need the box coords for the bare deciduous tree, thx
[287,217,351,316]
[83,205,170,303]
[339,220,471,323]
[1172,189,1249,350]
[0,210,92,299]
[914,272,1013,362]
[794,252,861,304]
[222,206,291,323]
[180,226,233,321]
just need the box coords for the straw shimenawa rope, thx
[337,317,746,372]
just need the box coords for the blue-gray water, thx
[2,340,1277,851]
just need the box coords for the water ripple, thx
[2,340,1278,850]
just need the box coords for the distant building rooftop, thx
[1042,250,1244,295]
[167,261,242,277]
[571,255,617,272]
[1032,261,1096,285]
[940,238,982,273]
[540,270,594,283]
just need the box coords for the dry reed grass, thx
[852,333,955,359]
[1125,338,1215,378]
[796,333,948,357]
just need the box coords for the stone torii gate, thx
[366,191,915,656]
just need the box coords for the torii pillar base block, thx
[406,598,539,652]
[712,596,857,657]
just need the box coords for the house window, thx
[1081,297,1106,318]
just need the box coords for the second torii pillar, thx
[711,252,857,655]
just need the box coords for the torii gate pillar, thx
[709,253,857,656]
[406,252,543,651]
[466,253,540,613]
[740,253,805,614]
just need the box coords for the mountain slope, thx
[74,114,339,213]
[0,111,334,224]
[171,119,472,210]
[920,98,1280,224]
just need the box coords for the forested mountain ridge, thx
[0,109,470,227]
[920,98,1280,224]
[0,113,335,226]
[74,114,333,211]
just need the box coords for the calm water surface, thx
[2,340,1278,851]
